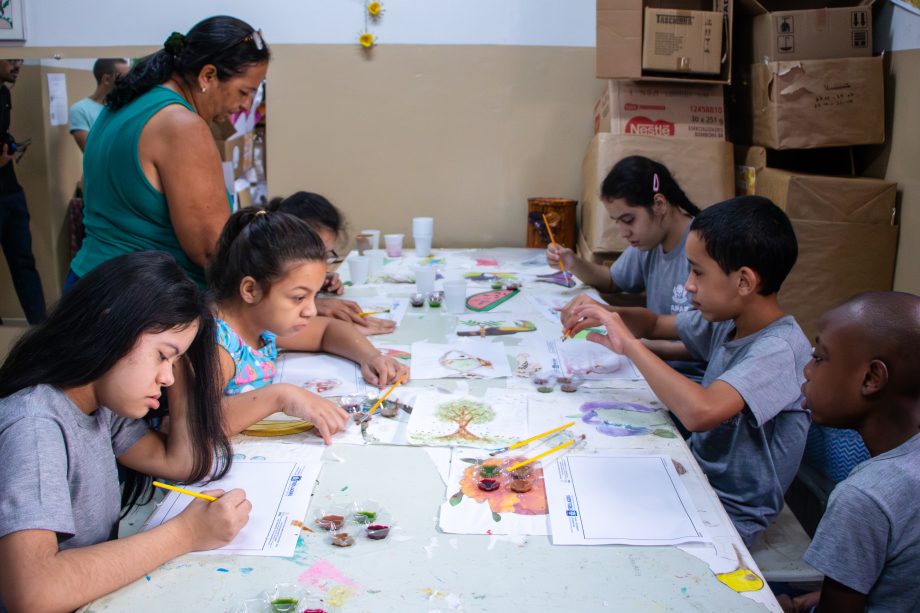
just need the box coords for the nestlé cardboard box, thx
[594,80,725,139]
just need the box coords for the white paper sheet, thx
[525,291,603,326]
[143,445,324,557]
[407,388,529,448]
[555,339,642,380]
[274,351,367,397]
[409,340,512,380]
[506,335,563,378]
[47,73,69,126]
[439,448,550,536]
[544,453,709,546]
[454,313,540,338]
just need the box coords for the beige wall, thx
[266,45,599,248]
[860,49,920,294]
[0,65,95,319]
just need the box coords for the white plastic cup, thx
[414,235,432,258]
[360,229,381,250]
[348,256,370,285]
[444,280,468,314]
[414,266,436,295]
[384,234,404,257]
[367,249,385,275]
[412,217,434,236]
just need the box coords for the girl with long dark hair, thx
[0,251,250,611]
[67,15,271,290]
[554,156,705,377]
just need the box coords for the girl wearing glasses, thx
[67,15,269,291]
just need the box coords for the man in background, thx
[0,59,45,325]
[68,58,129,151]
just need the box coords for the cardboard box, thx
[594,80,725,139]
[749,167,898,341]
[749,1,872,62]
[597,0,733,84]
[643,8,723,75]
[580,133,735,253]
[749,55,884,149]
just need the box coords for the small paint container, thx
[363,512,394,540]
[312,506,349,531]
[350,500,382,525]
[509,476,535,493]
[262,584,309,613]
[490,280,504,290]
[474,463,503,491]
[558,375,582,393]
[532,370,555,393]
[504,280,521,291]
[410,292,425,307]
[427,291,444,307]
[507,463,534,480]
[376,398,401,418]
[329,531,356,548]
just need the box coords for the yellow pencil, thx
[152,481,217,502]
[506,436,582,472]
[543,213,572,286]
[365,373,408,418]
[489,421,575,456]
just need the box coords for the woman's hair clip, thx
[652,173,660,194]
[254,209,268,217]
[164,32,187,56]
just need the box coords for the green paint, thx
[355,510,378,523]
[340,485,349,492]
[271,597,300,612]
[491,511,502,522]
[449,491,464,506]
[479,464,501,478]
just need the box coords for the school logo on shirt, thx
[671,284,692,313]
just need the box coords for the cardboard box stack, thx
[583,0,736,263]
[729,0,897,341]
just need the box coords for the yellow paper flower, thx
[368,1,383,17]
[359,32,375,48]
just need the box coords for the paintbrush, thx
[358,308,391,317]
[542,213,572,287]
[506,435,586,472]
[489,421,576,456]
[152,481,217,502]
[363,373,408,421]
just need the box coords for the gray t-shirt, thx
[804,433,920,612]
[610,224,693,316]
[611,225,704,377]
[68,97,104,134]
[0,385,149,549]
[676,311,811,546]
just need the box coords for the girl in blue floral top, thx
[208,208,409,442]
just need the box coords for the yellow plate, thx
[242,419,314,437]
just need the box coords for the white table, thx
[83,249,780,612]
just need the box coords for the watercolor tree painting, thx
[435,398,495,442]
[0,0,24,39]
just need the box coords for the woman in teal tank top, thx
[68,15,270,289]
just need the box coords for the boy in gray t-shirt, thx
[787,292,920,613]
[563,197,809,547]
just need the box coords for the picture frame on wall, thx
[0,0,25,41]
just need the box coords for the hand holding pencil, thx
[165,486,252,552]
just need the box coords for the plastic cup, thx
[444,279,468,314]
[367,249,385,276]
[414,234,432,258]
[412,217,434,236]
[384,234,404,257]
[414,266,436,295]
[348,256,369,285]
[359,229,380,250]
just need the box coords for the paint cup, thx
[261,583,309,613]
[367,249,385,276]
[414,266,436,295]
[348,256,369,285]
[355,234,372,255]
[360,229,381,250]
[414,234,432,258]
[444,279,468,314]
[412,217,434,236]
[384,233,404,257]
